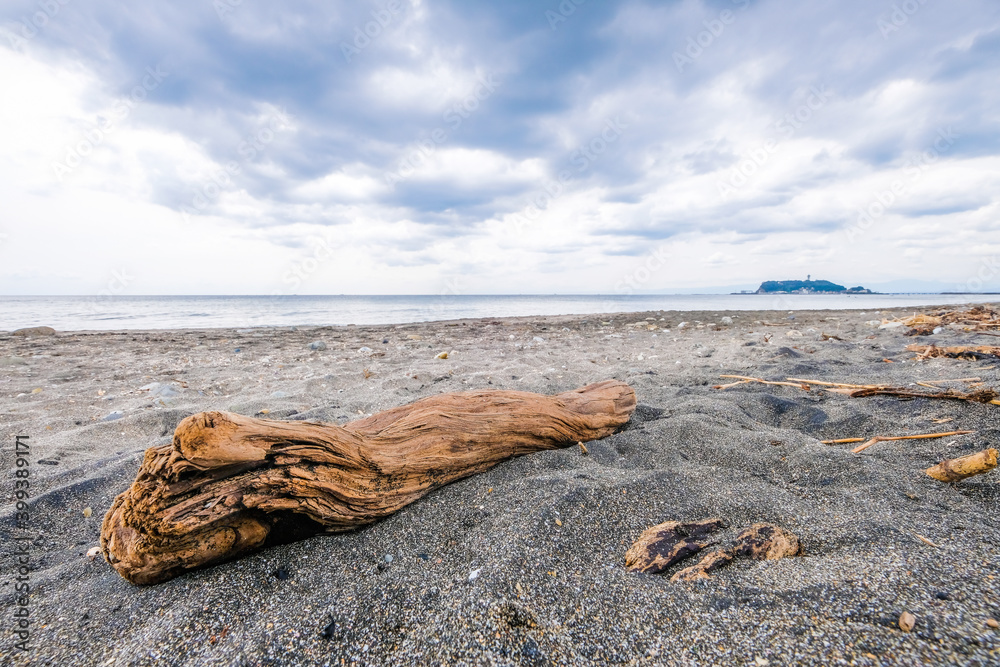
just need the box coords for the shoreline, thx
[1,295,994,333]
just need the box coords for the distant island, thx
[737,276,873,294]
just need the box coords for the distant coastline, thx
[735,278,872,295]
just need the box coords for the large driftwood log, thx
[101,380,636,585]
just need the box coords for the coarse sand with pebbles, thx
[1,304,999,666]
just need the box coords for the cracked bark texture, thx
[102,380,636,584]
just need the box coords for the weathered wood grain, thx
[102,380,636,584]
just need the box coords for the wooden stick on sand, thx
[925,448,998,482]
[849,430,974,454]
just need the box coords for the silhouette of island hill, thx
[755,279,871,294]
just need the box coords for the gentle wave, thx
[0,294,988,331]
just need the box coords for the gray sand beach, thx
[2,304,999,666]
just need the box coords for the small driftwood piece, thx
[847,430,974,454]
[925,448,998,482]
[907,344,1000,361]
[849,386,1000,406]
[670,523,801,583]
[714,375,814,391]
[624,518,725,574]
[102,380,636,584]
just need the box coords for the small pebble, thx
[987,618,998,629]
[436,351,449,359]
[899,611,916,632]
[309,341,327,351]
[273,566,290,580]
[83,507,93,518]
[469,569,481,582]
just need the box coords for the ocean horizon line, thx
[3,291,1000,298]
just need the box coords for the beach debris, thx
[578,441,589,456]
[925,448,998,482]
[714,375,814,391]
[848,386,1000,406]
[899,611,917,633]
[907,344,1000,361]
[821,430,975,454]
[83,507,93,518]
[720,316,733,325]
[101,380,636,585]
[357,346,373,355]
[273,566,290,580]
[988,619,999,629]
[715,375,1000,406]
[407,334,423,340]
[670,523,801,583]
[308,340,327,351]
[435,351,449,359]
[13,326,56,336]
[362,368,373,379]
[913,533,942,548]
[87,546,102,561]
[102,411,124,422]
[625,518,726,575]
[881,306,1000,335]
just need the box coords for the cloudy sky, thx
[1,0,998,295]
